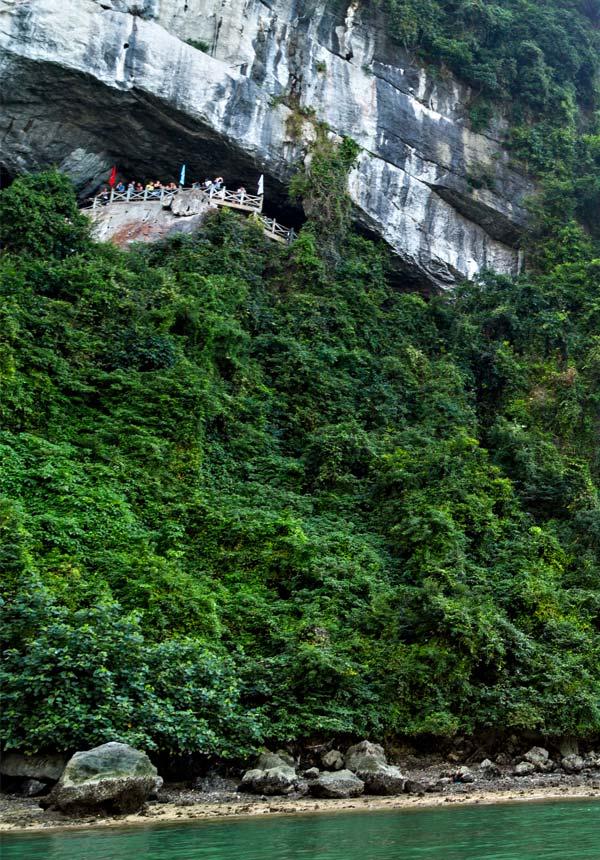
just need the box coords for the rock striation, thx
[0,0,534,288]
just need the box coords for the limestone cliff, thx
[0,0,534,288]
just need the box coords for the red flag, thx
[108,166,117,188]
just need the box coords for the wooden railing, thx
[86,186,296,244]
[90,187,177,208]
[257,214,297,245]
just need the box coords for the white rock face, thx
[0,0,534,287]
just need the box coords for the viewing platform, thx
[85,186,296,245]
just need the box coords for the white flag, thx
[257,174,264,196]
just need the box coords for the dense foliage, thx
[2,165,600,756]
[374,0,600,193]
[376,0,599,112]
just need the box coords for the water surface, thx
[3,800,600,859]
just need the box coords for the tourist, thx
[116,181,126,194]
[127,181,135,194]
[135,182,144,193]
[237,186,246,196]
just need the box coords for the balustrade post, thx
[110,188,115,204]
[93,197,97,210]
[143,188,148,201]
[126,187,132,202]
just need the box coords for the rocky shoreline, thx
[4,742,600,834]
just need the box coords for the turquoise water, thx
[3,801,600,859]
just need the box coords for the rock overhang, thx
[0,0,535,290]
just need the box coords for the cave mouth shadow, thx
[1,59,305,231]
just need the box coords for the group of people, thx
[97,179,179,203]
[191,176,225,193]
[96,176,249,205]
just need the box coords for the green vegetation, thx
[2,161,600,756]
[2,3,600,755]
[376,0,599,112]
[374,0,600,186]
[186,38,211,53]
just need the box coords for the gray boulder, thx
[304,767,320,780]
[523,747,549,769]
[584,752,600,769]
[44,742,161,815]
[453,766,475,784]
[309,769,364,799]
[514,761,536,777]
[561,754,585,774]
[239,768,264,790]
[344,740,386,770]
[321,749,344,771]
[0,752,67,782]
[239,765,298,795]
[479,759,501,778]
[344,740,405,795]
[254,750,295,770]
[239,750,299,795]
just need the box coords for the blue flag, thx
[179,164,186,186]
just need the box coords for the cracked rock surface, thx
[0,0,534,288]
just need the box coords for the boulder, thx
[404,779,427,795]
[345,740,386,767]
[239,768,264,790]
[309,770,364,799]
[239,765,298,795]
[238,750,299,795]
[0,752,67,782]
[561,754,585,774]
[479,759,501,778]
[344,740,405,795]
[44,742,161,815]
[303,767,320,780]
[275,750,296,767]
[254,750,294,770]
[170,189,213,217]
[584,752,600,769]
[453,766,475,784]
[523,747,549,769]
[321,750,344,771]
[514,762,536,777]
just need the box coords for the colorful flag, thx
[179,164,186,186]
[108,165,117,187]
[257,174,264,196]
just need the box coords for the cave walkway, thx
[85,186,297,245]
